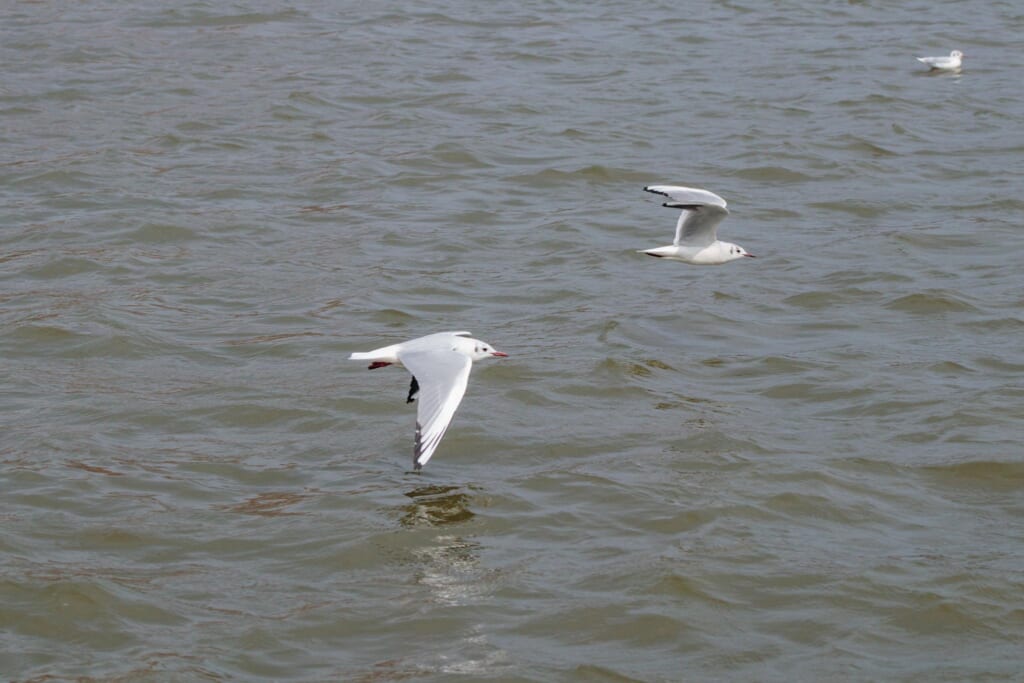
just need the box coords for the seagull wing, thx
[398,348,473,470]
[645,185,728,209]
[645,185,729,247]
[400,331,472,350]
[917,55,957,68]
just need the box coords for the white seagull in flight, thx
[917,50,964,71]
[639,185,755,265]
[349,331,508,471]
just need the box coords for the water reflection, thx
[397,484,491,608]
[399,484,476,528]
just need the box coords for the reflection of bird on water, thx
[400,484,477,527]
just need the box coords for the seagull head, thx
[465,338,508,361]
[725,242,756,261]
[951,50,964,59]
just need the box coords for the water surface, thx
[3,1,1023,681]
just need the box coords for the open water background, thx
[2,1,1023,681]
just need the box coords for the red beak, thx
[745,254,757,258]
[492,351,509,357]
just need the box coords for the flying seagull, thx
[639,185,755,265]
[349,331,507,470]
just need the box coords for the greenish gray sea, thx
[2,1,1023,681]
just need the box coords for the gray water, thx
[3,1,1024,681]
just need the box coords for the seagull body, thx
[917,50,964,71]
[349,331,507,471]
[638,185,755,265]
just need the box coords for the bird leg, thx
[406,376,419,404]
[368,361,392,370]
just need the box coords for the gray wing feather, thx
[645,185,728,209]
[672,205,730,247]
[645,185,730,247]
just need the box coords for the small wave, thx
[136,8,303,29]
[728,166,814,183]
[221,491,312,516]
[807,200,891,217]
[832,135,898,158]
[126,223,199,243]
[785,288,882,310]
[885,291,979,314]
[511,164,639,186]
[917,459,1024,489]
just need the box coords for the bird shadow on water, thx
[399,483,479,528]
[393,484,499,611]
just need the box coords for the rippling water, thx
[3,1,1024,681]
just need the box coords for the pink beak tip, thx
[492,351,509,357]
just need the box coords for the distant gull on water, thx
[917,50,964,71]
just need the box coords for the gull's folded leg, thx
[406,376,419,404]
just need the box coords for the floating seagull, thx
[349,331,508,471]
[639,185,755,265]
[917,50,964,71]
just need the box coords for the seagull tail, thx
[638,245,676,258]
